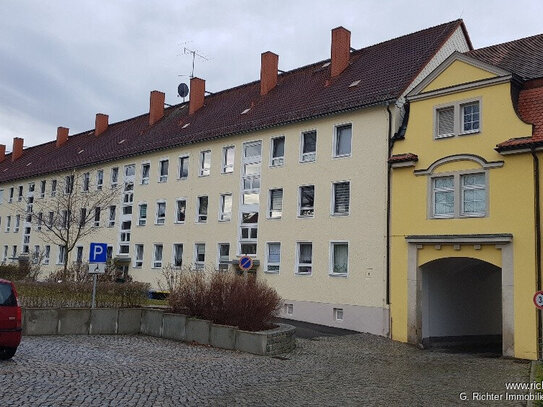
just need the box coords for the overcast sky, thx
[1,0,542,150]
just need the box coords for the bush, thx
[169,271,282,331]
[15,280,149,308]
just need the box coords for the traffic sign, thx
[89,243,107,263]
[89,263,106,274]
[534,291,543,310]
[239,256,253,271]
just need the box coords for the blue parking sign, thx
[89,243,108,263]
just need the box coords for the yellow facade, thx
[390,54,538,359]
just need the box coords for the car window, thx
[0,283,16,306]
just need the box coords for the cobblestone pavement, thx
[0,334,531,406]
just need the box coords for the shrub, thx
[169,270,282,331]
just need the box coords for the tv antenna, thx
[183,47,209,78]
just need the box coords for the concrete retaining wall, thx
[22,308,295,356]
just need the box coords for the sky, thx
[1,0,542,150]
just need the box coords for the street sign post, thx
[89,243,108,308]
[239,256,253,272]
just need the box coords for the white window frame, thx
[50,180,57,197]
[39,181,46,198]
[219,193,232,222]
[14,214,20,232]
[265,242,281,273]
[44,245,50,265]
[158,159,169,183]
[268,188,283,219]
[199,150,211,177]
[134,244,144,268]
[196,196,208,223]
[5,215,11,232]
[93,207,100,227]
[331,181,350,216]
[296,242,313,275]
[334,308,344,321]
[155,201,166,225]
[298,185,315,218]
[433,98,482,139]
[333,123,352,158]
[270,136,285,167]
[173,243,183,268]
[222,146,235,174]
[141,162,150,185]
[175,199,186,223]
[300,130,317,163]
[57,245,66,265]
[429,171,488,219]
[194,243,205,269]
[329,241,349,276]
[217,243,230,271]
[96,170,104,190]
[178,155,189,179]
[111,167,119,187]
[152,244,163,268]
[82,172,90,192]
[108,205,116,227]
[138,203,148,226]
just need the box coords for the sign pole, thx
[91,274,97,309]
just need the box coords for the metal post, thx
[91,274,97,309]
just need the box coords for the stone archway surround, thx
[405,234,514,357]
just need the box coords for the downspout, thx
[386,104,393,306]
[532,149,542,359]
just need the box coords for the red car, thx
[0,279,22,360]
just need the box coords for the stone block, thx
[162,313,186,341]
[90,308,118,334]
[186,318,210,345]
[23,308,59,335]
[58,308,91,335]
[210,324,236,350]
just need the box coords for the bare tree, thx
[17,170,121,278]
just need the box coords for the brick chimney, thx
[95,114,109,136]
[11,137,23,162]
[149,90,165,126]
[260,51,279,96]
[331,26,351,77]
[56,127,69,147]
[189,77,205,115]
[0,144,5,163]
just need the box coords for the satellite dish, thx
[178,83,189,98]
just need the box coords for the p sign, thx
[89,243,108,264]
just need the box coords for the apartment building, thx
[390,34,543,359]
[0,21,470,334]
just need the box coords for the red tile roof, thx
[389,153,419,163]
[496,80,543,152]
[0,20,466,184]
[468,34,543,81]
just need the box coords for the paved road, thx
[0,334,530,406]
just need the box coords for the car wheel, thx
[0,347,17,360]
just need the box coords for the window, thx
[334,124,352,157]
[64,175,74,194]
[218,243,229,271]
[153,244,163,268]
[199,150,211,176]
[14,215,20,232]
[175,199,186,223]
[108,206,116,227]
[5,216,11,232]
[48,212,54,228]
[173,244,183,267]
[17,185,23,201]
[178,156,189,179]
[222,146,235,174]
[138,203,147,226]
[57,245,66,265]
[271,136,285,167]
[32,245,40,264]
[125,164,135,177]
[141,163,150,185]
[39,180,46,198]
[76,246,83,263]
[82,172,90,192]
[44,246,50,265]
[80,208,87,227]
[434,100,481,139]
[158,159,169,182]
[28,182,35,193]
[268,189,283,219]
[8,187,14,203]
[301,130,316,162]
[431,172,487,218]
[299,185,315,217]
[331,242,348,275]
[111,167,119,187]
[334,308,344,321]
[332,182,350,215]
[134,244,144,268]
[156,202,166,225]
[51,180,57,197]
[195,243,205,269]
[266,243,280,273]
[197,196,208,223]
[94,207,100,227]
[296,243,312,274]
[285,304,293,315]
[37,212,43,231]
[2,246,7,262]
[96,170,104,190]
[219,194,232,221]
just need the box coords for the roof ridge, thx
[469,32,543,53]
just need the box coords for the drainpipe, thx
[386,104,393,306]
[532,149,542,359]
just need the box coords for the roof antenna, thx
[183,47,209,78]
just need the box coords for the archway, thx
[420,257,502,352]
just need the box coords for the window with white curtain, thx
[296,242,312,274]
[334,124,352,157]
[268,189,283,218]
[331,242,348,275]
[266,243,281,273]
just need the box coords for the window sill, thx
[196,221,207,224]
[267,216,282,221]
[264,270,279,274]
[218,219,231,223]
[158,179,168,183]
[333,154,351,159]
[459,130,480,136]
[198,174,210,178]
[154,223,165,226]
[133,266,142,269]
[328,273,348,278]
[221,171,234,175]
[295,272,312,276]
[174,221,186,224]
[297,215,314,219]
[331,213,350,217]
